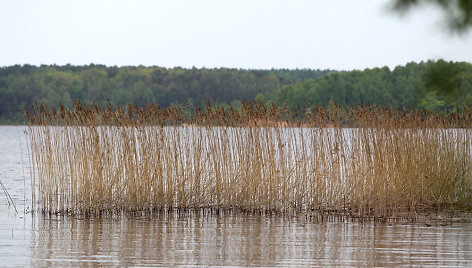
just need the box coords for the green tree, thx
[420,91,445,111]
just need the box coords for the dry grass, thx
[24,102,472,220]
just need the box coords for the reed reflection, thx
[31,214,472,266]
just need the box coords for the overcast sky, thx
[1,0,471,70]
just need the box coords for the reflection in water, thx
[31,214,472,267]
[1,126,472,266]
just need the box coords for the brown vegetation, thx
[25,102,472,220]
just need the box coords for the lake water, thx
[1,126,472,266]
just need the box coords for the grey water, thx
[1,126,472,267]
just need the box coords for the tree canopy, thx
[0,65,329,123]
[1,61,471,124]
[391,0,472,33]
[261,60,472,114]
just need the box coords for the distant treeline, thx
[261,60,472,114]
[0,64,329,123]
[1,60,471,123]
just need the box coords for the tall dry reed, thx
[25,102,472,220]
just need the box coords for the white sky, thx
[1,0,471,70]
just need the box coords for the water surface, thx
[1,126,471,266]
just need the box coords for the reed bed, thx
[25,102,472,220]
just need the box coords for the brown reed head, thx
[25,101,472,220]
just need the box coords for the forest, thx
[0,60,471,123]
[262,60,472,114]
[0,64,329,123]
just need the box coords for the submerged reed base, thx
[25,102,472,221]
